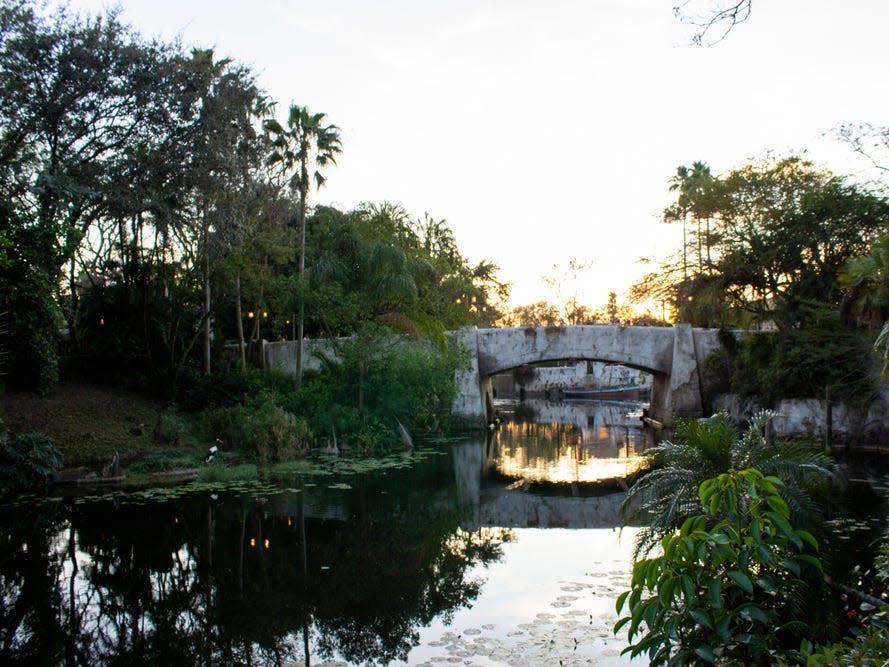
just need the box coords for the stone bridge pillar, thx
[661,323,704,420]
[451,327,489,426]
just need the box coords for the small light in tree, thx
[249,537,256,548]
[263,538,270,549]
[262,311,268,319]
[247,311,254,319]
[99,318,105,326]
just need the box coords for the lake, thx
[0,398,652,666]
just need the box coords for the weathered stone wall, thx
[713,393,889,442]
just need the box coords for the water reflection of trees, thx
[0,483,512,666]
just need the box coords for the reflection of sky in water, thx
[491,401,652,484]
[403,528,642,666]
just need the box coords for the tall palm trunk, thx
[295,189,308,388]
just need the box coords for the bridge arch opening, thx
[488,359,658,403]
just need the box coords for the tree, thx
[502,301,561,327]
[264,104,342,386]
[174,49,265,375]
[542,257,593,324]
[840,233,889,377]
[0,2,181,341]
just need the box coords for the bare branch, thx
[674,0,752,45]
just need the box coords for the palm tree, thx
[688,160,714,273]
[265,105,342,386]
[667,162,715,280]
[667,165,693,281]
[622,411,838,557]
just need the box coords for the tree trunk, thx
[295,191,308,388]
[202,202,211,375]
[235,273,246,371]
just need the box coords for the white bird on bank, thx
[205,438,222,464]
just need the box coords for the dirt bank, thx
[0,382,170,466]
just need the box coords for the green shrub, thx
[616,468,823,666]
[203,395,311,464]
[0,432,63,491]
[282,326,464,449]
[153,410,195,447]
[730,312,874,407]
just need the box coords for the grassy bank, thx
[0,382,202,468]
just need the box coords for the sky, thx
[61,0,889,311]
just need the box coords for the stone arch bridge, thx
[451,324,722,425]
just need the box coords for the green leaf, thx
[728,570,754,594]
[694,644,716,663]
[739,603,770,624]
[690,607,713,629]
[795,529,819,550]
[657,577,675,606]
[766,494,789,517]
[613,616,630,635]
[779,558,801,577]
[708,579,723,609]
[615,590,630,613]
[755,576,777,593]
[796,554,823,572]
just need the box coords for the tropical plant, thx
[616,468,823,665]
[622,411,838,557]
[0,432,62,492]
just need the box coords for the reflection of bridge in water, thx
[453,400,651,530]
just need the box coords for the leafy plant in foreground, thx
[622,410,838,557]
[0,432,63,492]
[615,468,823,666]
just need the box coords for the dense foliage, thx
[0,431,61,492]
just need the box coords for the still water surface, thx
[0,399,651,666]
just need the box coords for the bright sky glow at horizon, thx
[63,0,889,312]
